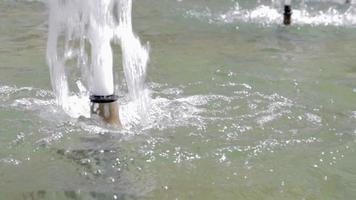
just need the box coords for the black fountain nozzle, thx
[283,5,292,25]
[90,94,119,103]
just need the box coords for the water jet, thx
[47,0,150,125]
[89,28,120,125]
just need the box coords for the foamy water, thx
[185,1,356,26]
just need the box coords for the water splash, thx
[185,1,356,26]
[46,0,150,123]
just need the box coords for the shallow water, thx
[1,0,356,199]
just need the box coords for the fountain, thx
[46,0,150,126]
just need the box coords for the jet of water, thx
[46,0,150,122]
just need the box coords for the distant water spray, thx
[186,0,356,26]
[46,0,150,123]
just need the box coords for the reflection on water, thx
[0,0,356,199]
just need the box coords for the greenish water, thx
[1,0,356,199]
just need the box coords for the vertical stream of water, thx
[46,0,150,124]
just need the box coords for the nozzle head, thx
[283,5,292,25]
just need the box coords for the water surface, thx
[0,0,356,199]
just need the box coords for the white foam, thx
[186,2,356,26]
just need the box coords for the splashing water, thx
[46,0,150,123]
[185,0,356,26]
[2,0,356,198]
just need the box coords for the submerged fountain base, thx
[90,95,121,126]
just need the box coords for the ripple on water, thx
[1,82,354,198]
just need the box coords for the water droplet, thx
[219,154,226,163]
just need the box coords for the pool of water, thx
[1,0,356,199]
